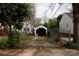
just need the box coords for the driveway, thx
[0,36,78,56]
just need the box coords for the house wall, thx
[59,14,73,34]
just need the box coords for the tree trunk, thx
[73,3,79,43]
[73,21,79,43]
[9,25,11,32]
[8,24,13,48]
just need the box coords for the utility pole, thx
[45,10,47,23]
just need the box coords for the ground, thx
[0,36,79,56]
[0,48,79,56]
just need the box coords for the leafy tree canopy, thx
[0,3,33,30]
[44,14,62,29]
[44,18,57,29]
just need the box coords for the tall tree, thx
[0,3,33,48]
[0,3,33,32]
[72,3,79,43]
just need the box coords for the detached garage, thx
[34,25,47,36]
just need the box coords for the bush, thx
[20,33,33,41]
[7,31,20,48]
[69,43,79,49]
[26,33,34,36]
[0,37,8,48]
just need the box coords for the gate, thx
[58,30,73,46]
[47,28,59,42]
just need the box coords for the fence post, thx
[69,30,71,46]
[56,29,60,41]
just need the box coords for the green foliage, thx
[44,15,62,29]
[43,15,62,43]
[0,3,33,30]
[49,19,58,29]
[57,15,62,23]
[56,15,62,28]
[0,36,8,48]
[0,3,33,48]
[20,33,33,41]
[0,33,33,48]
[44,22,48,27]
[7,31,20,48]
[44,18,58,29]
[69,43,79,49]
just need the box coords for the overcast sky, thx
[35,3,72,23]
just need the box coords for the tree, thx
[0,3,32,32]
[44,18,58,29]
[72,3,79,43]
[0,3,33,48]
[57,14,62,28]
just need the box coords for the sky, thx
[35,3,72,23]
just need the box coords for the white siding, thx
[59,14,73,34]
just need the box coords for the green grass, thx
[0,33,34,42]
[0,36,8,48]
[69,43,79,49]
[0,33,34,48]
[20,33,34,41]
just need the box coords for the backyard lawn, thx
[0,33,34,48]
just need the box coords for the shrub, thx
[7,31,20,48]
[69,43,79,49]
[0,37,8,48]
[20,33,33,41]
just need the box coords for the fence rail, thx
[48,29,73,45]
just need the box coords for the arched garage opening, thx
[36,28,46,36]
[35,25,47,36]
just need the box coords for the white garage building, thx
[34,25,47,36]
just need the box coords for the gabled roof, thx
[64,12,73,19]
[35,25,47,30]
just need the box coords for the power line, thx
[42,3,57,23]
[43,3,56,21]
[52,3,63,18]
[47,4,57,18]
[45,3,56,15]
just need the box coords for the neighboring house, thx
[21,17,42,33]
[21,4,35,33]
[21,22,27,32]
[0,23,7,36]
[21,21,33,33]
[59,13,73,35]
